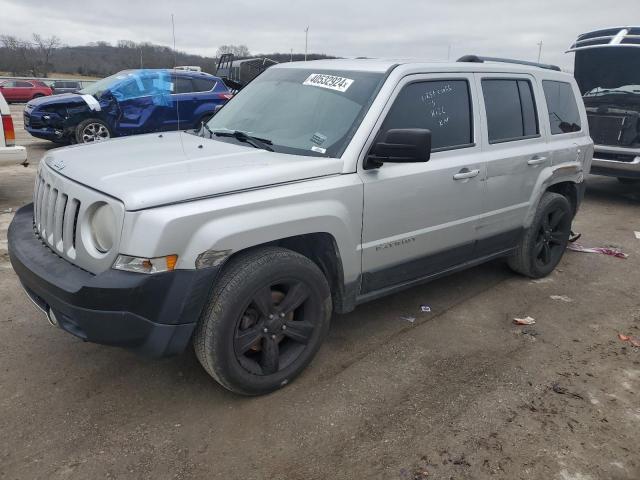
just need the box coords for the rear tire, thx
[194,247,332,396]
[508,192,572,278]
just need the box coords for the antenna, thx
[171,14,180,132]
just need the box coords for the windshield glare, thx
[78,71,132,97]
[205,67,384,157]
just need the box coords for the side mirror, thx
[365,128,431,169]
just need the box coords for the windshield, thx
[205,67,385,157]
[78,71,132,97]
[78,70,173,100]
[575,48,640,97]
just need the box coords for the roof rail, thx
[457,55,561,72]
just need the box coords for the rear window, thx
[381,79,473,151]
[542,80,582,134]
[482,79,539,143]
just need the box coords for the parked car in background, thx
[8,57,592,395]
[51,80,82,95]
[0,80,52,103]
[568,26,640,183]
[0,91,27,166]
[24,69,233,144]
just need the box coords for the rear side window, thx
[482,79,539,143]
[381,80,473,151]
[174,76,194,94]
[16,81,33,88]
[193,78,216,92]
[542,80,581,134]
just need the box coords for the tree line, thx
[0,35,336,78]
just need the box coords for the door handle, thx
[527,156,547,166]
[453,168,480,180]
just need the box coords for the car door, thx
[112,71,173,135]
[474,73,550,255]
[168,75,199,130]
[0,81,18,102]
[359,73,487,294]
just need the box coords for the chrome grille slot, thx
[33,172,82,257]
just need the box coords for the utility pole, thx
[537,40,543,63]
[304,26,309,62]
[290,48,293,62]
[140,48,143,68]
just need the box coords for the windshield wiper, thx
[212,130,274,152]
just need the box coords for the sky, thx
[0,0,637,70]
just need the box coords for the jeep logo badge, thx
[51,158,65,170]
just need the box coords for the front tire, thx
[194,247,332,395]
[508,192,572,278]
[75,118,111,144]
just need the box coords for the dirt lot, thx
[1,104,639,480]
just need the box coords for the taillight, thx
[216,93,233,100]
[2,114,15,147]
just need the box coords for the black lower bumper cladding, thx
[8,204,219,357]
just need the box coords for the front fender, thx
[120,175,364,285]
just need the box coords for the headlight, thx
[113,254,178,274]
[90,203,116,253]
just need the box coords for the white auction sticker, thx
[80,94,101,112]
[303,73,354,92]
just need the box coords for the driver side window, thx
[380,79,474,152]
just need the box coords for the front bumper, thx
[8,204,219,357]
[590,145,640,179]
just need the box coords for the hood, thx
[44,131,344,210]
[26,92,88,110]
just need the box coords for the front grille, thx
[33,171,81,259]
[595,151,638,163]
[587,113,639,147]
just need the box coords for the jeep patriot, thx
[8,57,593,395]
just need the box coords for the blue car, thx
[24,69,233,144]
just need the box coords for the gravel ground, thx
[1,104,639,480]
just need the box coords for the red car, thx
[0,79,52,103]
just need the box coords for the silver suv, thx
[8,57,593,395]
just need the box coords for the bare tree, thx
[0,35,34,75]
[216,44,250,59]
[32,34,61,76]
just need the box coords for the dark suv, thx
[24,69,233,144]
[51,80,81,95]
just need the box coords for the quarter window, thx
[193,78,216,92]
[482,79,539,143]
[380,80,473,151]
[542,80,581,134]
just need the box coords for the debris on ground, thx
[569,231,582,243]
[551,382,584,400]
[420,305,431,313]
[513,316,536,325]
[1,208,12,214]
[566,243,628,259]
[550,295,573,303]
[401,315,416,323]
[618,333,640,347]
[634,231,640,240]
